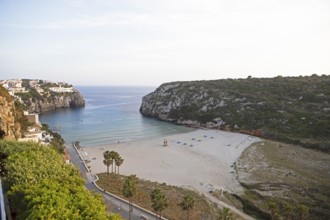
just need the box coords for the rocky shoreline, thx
[26,88,85,114]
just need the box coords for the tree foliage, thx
[103,150,124,174]
[115,156,124,174]
[103,150,113,175]
[151,188,169,219]
[41,123,65,153]
[122,175,138,219]
[0,140,118,219]
[178,194,195,220]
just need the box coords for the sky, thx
[0,0,329,86]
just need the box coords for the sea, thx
[39,86,195,147]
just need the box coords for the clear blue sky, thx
[1,0,329,86]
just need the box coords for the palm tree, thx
[115,156,124,174]
[103,150,113,187]
[151,188,169,219]
[103,150,112,174]
[122,175,138,220]
[103,158,112,174]
[103,157,112,186]
[178,194,195,220]
[217,207,233,220]
[109,151,119,173]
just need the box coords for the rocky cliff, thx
[0,79,85,139]
[25,89,85,113]
[140,75,330,152]
[0,87,21,139]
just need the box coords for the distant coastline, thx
[1,79,85,114]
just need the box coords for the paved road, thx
[66,143,158,220]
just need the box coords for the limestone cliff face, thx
[26,89,85,113]
[140,83,181,121]
[139,82,219,128]
[0,92,21,140]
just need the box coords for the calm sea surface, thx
[39,86,194,147]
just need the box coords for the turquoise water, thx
[39,86,194,146]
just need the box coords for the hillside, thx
[140,75,330,152]
[1,79,85,113]
[1,79,86,140]
[0,86,24,139]
[235,140,330,219]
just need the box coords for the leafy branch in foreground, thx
[0,140,120,219]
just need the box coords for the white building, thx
[49,86,73,93]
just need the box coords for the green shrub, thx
[0,140,118,219]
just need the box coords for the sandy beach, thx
[81,129,260,195]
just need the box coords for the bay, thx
[39,86,194,146]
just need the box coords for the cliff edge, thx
[0,86,21,139]
[8,79,86,113]
[25,88,85,113]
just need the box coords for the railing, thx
[0,178,6,220]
